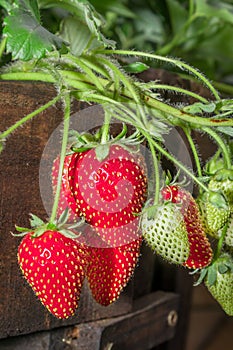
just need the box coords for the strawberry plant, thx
[0,0,233,318]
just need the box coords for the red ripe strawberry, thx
[68,145,147,246]
[18,230,87,319]
[161,185,213,269]
[52,154,80,221]
[85,227,142,305]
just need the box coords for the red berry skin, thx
[85,228,142,305]
[52,155,80,221]
[18,230,87,319]
[161,185,213,269]
[68,145,147,246]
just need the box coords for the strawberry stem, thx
[101,108,111,144]
[202,127,232,169]
[213,223,229,262]
[148,137,209,192]
[96,49,221,101]
[49,93,71,224]
[147,137,160,205]
[183,127,203,178]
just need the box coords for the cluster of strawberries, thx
[17,143,233,318]
[18,145,147,319]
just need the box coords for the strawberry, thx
[85,226,142,305]
[199,190,230,236]
[161,185,213,269]
[52,154,80,222]
[68,145,147,246]
[18,230,87,319]
[222,213,233,248]
[204,253,233,316]
[141,203,190,265]
[208,169,233,205]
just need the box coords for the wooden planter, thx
[0,81,189,350]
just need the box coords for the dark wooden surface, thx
[0,291,179,350]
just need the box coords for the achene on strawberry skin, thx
[18,230,87,319]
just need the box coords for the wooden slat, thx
[0,291,180,350]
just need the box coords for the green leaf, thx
[195,0,233,25]
[0,0,15,12]
[166,0,188,34]
[216,127,233,137]
[3,0,64,60]
[183,102,216,114]
[39,0,115,49]
[59,16,99,55]
[123,62,149,74]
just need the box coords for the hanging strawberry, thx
[141,203,190,265]
[161,185,213,269]
[68,144,147,246]
[16,212,87,319]
[85,226,142,305]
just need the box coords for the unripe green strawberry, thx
[208,169,233,205]
[205,253,233,316]
[224,214,233,248]
[161,185,213,269]
[201,191,230,235]
[141,203,190,265]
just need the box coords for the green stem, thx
[145,83,209,103]
[1,71,232,128]
[202,126,232,169]
[146,136,161,205]
[0,37,7,60]
[49,93,71,223]
[150,138,209,192]
[183,127,203,177]
[213,223,228,261]
[0,94,61,140]
[97,49,221,101]
[101,108,111,143]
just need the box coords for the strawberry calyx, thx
[14,209,84,239]
[69,124,142,162]
[194,252,233,287]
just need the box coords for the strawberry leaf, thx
[3,0,64,61]
[38,0,115,49]
[123,62,149,73]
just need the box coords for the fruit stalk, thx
[50,93,71,223]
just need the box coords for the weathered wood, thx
[0,291,180,350]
